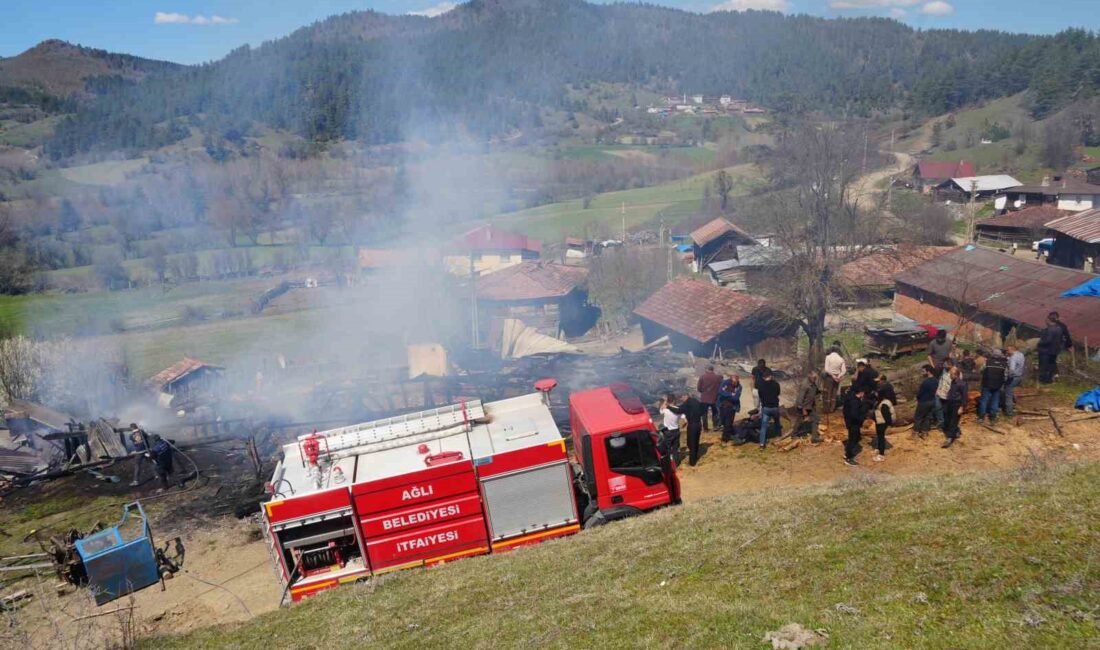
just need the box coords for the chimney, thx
[1041,176,1050,187]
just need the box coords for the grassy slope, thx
[154,463,1098,649]
[56,158,148,186]
[493,163,762,240]
[0,276,276,338]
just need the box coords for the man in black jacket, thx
[670,393,707,466]
[843,387,867,467]
[756,369,782,450]
[977,352,1007,423]
[1037,315,1064,383]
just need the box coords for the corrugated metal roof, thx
[1045,208,1100,243]
[0,447,46,475]
[895,246,1100,344]
[634,278,768,343]
[949,175,1022,193]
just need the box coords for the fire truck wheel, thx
[583,510,608,529]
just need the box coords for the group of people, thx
[656,315,1061,469]
[913,329,1029,444]
[657,361,784,466]
[829,349,897,466]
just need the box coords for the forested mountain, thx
[45,0,1100,158]
[0,39,179,110]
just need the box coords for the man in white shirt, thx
[822,345,846,414]
[658,394,684,464]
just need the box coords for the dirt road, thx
[850,119,938,206]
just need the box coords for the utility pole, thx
[887,127,896,208]
[621,201,626,242]
[967,180,978,242]
[861,128,869,176]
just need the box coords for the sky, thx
[0,0,1095,65]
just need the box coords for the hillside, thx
[150,462,1099,648]
[0,39,179,99]
[46,1,1100,158]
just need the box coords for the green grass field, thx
[56,157,148,186]
[493,163,763,240]
[0,115,62,148]
[149,462,1100,649]
[0,276,277,339]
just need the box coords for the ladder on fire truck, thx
[296,400,487,463]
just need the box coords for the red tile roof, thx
[839,246,955,288]
[894,246,1099,345]
[634,278,769,343]
[976,206,1067,230]
[147,357,223,389]
[475,262,588,301]
[690,218,755,247]
[1045,208,1100,244]
[916,160,975,180]
[456,225,541,253]
[357,248,405,270]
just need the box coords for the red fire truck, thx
[261,380,679,602]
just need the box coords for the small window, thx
[605,430,659,472]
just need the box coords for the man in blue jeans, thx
[756,369,782,449]
[977,351,1006,423]
[1003,344,1024,416]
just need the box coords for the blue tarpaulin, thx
[676,244,693,253]
[1062,277,1100,298]
[1075,387,1100,411]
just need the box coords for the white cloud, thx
[408,2,458,17]
[709,0,790,12]
[154,12,239,25]
[920,1,955,15]
[829,0,919,9]
[889,8,907,17]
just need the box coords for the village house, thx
[893,246,1098,349]
[935,175,1022,201]
[633,277,794,356]
[690,217,758,272]
[912,160,975,193]
[1045,208,1100,272]
[994,177,1100,213]
[705,246,789,291]
[837,246,954,305]
[445,224,541,277]
[148,357,225,409]
[474,262,595,345]
[973,206,1066,248]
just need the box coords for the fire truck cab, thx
[569,383,681,527]
[261,381,678,602]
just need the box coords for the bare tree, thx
[588,247,672,330]
[713,169,734,211]
[752,122,888,367]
